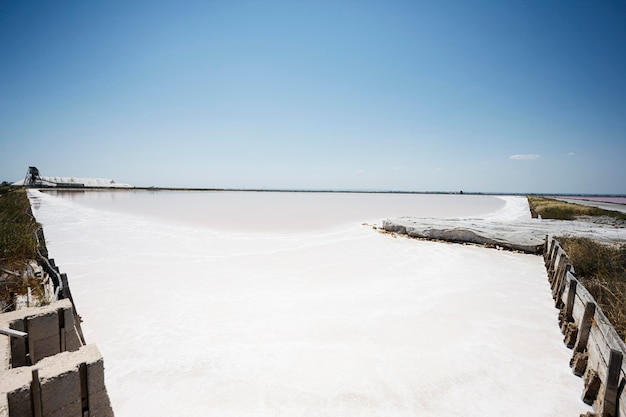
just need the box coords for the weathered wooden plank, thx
[572,292,587,325]
[587,326,609,381]
[548,243,559,276]
[551,254,566,292]
[593,307,626,356]
[554,263,571,308]
[550,252,563,286]
[575,302,597,353]
[575,281,598,306]
[556,259,572,306]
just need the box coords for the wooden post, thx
[602,349,623,417]
[554,264,571,309]
[546,238,556,267]
[582,369,601,405]
[563,279,577,325]
[551,254,565,292]
[549,253,559,286]
[548,241,559,276]
[31,369,43,417]
[574,302,596,353]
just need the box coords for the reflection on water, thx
[44,189,122,201]
[40,190,507,232]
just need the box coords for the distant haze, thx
[1,1,625,194]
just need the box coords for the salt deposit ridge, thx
[13,176,132,188]
[28,190,592,417]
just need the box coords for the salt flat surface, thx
[28,191,591,417]
[39,190,507,232]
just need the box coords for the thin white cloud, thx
[509,154,541,161]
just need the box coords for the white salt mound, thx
[13,176,132,187]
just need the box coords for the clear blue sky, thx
[1,1,625,193]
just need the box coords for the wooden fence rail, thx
[544,236,626,417]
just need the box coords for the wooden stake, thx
[564,279,577,325]
[602,349,623,417]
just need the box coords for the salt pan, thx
[28,191,591,417]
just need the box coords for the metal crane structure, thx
[24,166,41,186]
[23,167,60,187]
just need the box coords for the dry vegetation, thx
[556,236,626,341]
[527,196,626,341]
[0,187,39,264]
[0,186,43,311]
[527,195,626,221]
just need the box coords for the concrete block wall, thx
[0,344,114,417]
[0,210,113,416]
[0,299,82,368]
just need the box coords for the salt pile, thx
[13,176,132,188]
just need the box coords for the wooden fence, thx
[545,236,626,417]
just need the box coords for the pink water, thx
[554,196,626,205]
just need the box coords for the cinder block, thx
[4,300,84,368]
[86,358,114,417]
[62,309,82,352]
[1,367,34,417]
[8,320,28,368]
[40,369,81,417]
[6,385,32,417]
[28,311,61,363]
